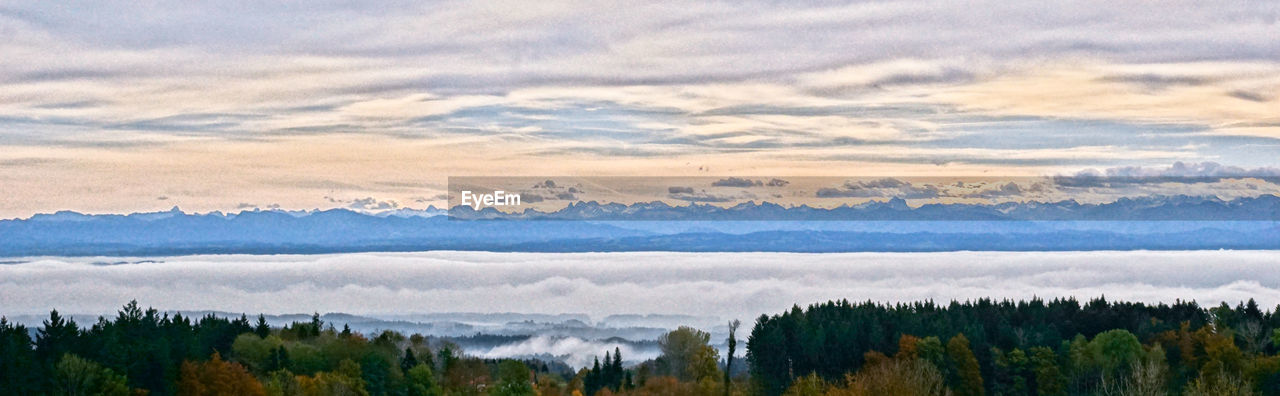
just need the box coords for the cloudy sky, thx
[1,1,1278,217]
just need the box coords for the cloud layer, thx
[3,251,1279,323]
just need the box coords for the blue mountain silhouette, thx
[2,195,1277,256]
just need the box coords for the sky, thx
[1,1,1279,217]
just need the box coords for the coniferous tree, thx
[611,347,623,389]
[254,314,270,338]
[310,313,323,338]
[359,352,392,396]
[585,356,602,395]
[37,309,81,386]
[0,317,37,394]
[401,347,419,374]
[437,345,457,374]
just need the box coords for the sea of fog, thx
[4,250,1280,320]
[3,251,1279,366]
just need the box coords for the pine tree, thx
[419,344,436,371]
[309,313,323,338]
[611,348,623,389]
[402,347,419,374]
[37,309,81,376]
[586,356,602,395]
[0,317,37,394]
[438,345,457,373]
[254,314,270,338]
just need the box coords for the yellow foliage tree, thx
[825,358,951,396]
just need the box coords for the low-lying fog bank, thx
[3,250,1279,365]
[4,251,1278,319]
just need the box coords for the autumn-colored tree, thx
[781,373,826,396]
[1183,368,1255,396]
[627,376,693,396]
[261,369,302,396]
[177,352,265,396]
[1153,321,1199,370]
[1196,327,1249,392]
[296,359,368,396]
[535,374,566,396]
[657,326,721,383]
[825,358,950,396]
[896,335,921,361]
[862,351,891,368]
[946,334,983,396]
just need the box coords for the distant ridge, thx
[1,195,1278,256]
[451,194,1280,221]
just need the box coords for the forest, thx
[3,297,1280,395]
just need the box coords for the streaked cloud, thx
[1,1,1278,216]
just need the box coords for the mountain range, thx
[2,195,1277,256]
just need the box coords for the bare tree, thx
[1098,354,1168,396]
[1183,369,1256,396]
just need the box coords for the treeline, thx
[0,301,566,395]
[0,301,742,396]
[9,297,1280,395]
[748,297,1280,395]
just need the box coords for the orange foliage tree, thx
[177,352,265,396]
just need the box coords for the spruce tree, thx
[401,347,419,374]
[254,314,270,338]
